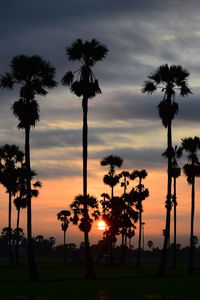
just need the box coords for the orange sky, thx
[1,163,199,248]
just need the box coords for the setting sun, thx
[97,221,107,230]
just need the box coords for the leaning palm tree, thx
[62,39,108,279]
[181,136,200,275]
[0,144,24,267]
[143,64,192,275]
[130,169,149,268]
[57,210,71,261]
[163,145,182,269]
[0,55,56,280]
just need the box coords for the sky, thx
[1,0,200,248]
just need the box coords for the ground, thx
[0,259,199,299]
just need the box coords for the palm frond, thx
[0,73,15,89]
[61,71,74,86]
[142,80,157,94]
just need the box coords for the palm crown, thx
[61,39,108,99]
[0,144,24,194]
[182,137,200,184]
[0,55,56,128]
[143,64,192,127]
[101,155,123,173]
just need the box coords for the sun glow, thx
[97,221,106,230]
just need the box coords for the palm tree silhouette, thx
[147,240,154,251]
[181,136,200,275]
[13,173,41,267]
[101,155,123,266]
[0,54,56,280]
[71,194,100,272]
[13,166,42,230]
[13,227,24,267]
[0,144,24,267]
[163,145,182,269]
[101,155,123,199]
[57,210,71,261]
[62,39,108,279]
[143,64,191,275]
[119,171,130,249]
[130,169,149,268]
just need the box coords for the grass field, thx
[0,259,199,299]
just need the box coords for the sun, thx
[97,221,106,230]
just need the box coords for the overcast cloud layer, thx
[2,0,200,244]
[1,0,200,180]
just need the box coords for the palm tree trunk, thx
[172,177,177,269]
[188,177,195,275]
[109,174,116,267]
[25,126,39,280]
[16,208,20,267]
[8,191,14,267]
[136,209,142,268]
[64,230,66,261]
[159,121,172,275]
[82,97,96,279]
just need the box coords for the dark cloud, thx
[30,128,105,149]
[33,162,82,179]
[91,146,166,170]
[1,0,200,182]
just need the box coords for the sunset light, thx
[1,1,200,297]
[97,221,107,230]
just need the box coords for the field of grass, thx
[0,258,199,299]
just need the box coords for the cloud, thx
[32,161,82,179]
[91,146,166,170]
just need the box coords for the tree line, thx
[0,38,199,281]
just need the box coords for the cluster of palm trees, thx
[58,154,149,272]
[0,38,198,280]
[143,65,200,275]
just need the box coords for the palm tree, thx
[13,227,24,267]
[0,54,56,280]
[130,169,149,268]
[61,39,108,279]
[101,155,123,266]
[181,136,200,275]
[101,155,123,199]
[0,144,24,267]
[148,240,154,251]
[13,173,41,267]
[143,64,192,275]
[70,194,100,272]
[163,145,182,269]
[57,210,71,261]
[13,167,42,231]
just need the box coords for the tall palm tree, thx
[57,210,71,261]
[130,169,149,268]
[181,136,200,275]
[62,39,108,279]
[0,55,56,280]
[163,145,182,269]
[0,144,24,267]
[143,64,192,275]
